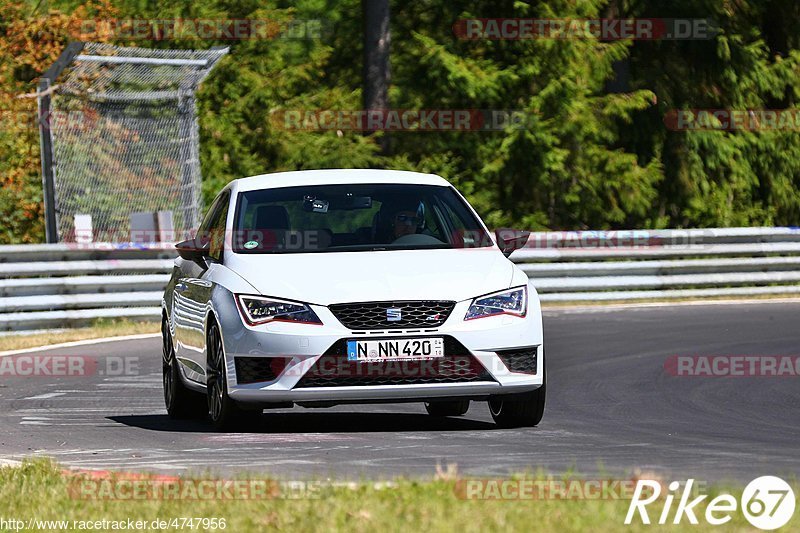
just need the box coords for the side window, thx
[208,192,230,262]
[198,196,222,236]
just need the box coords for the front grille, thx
[234,357,287,384]
[328,300,455,330]
[294,336,494,388]
[496,346,538,374]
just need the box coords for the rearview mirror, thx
[495,229,530,257]
[302,195,373,212]
[175,238,210,266]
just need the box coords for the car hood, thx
[224,248,514,305]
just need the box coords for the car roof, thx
[229,169,451,193]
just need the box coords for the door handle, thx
[175,282,188,293]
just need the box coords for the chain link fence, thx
[45,42,228,242]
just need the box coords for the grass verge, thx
[0,319,159,353]
[0,459,786,532]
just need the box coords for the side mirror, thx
[495,229,530,258]
[175,238,210,267]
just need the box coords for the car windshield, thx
[232,183,492,253]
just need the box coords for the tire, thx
[162,317,207,419]
[424,400,470,417]
[206,320,260,431]
[488,372,546,428]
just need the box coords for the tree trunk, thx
[363,0,391,154]
[603,0,630,94]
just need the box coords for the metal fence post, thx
[37,42,85,243]
[37,78,58,243]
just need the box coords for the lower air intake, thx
[234,357,287,384]
[294,336,494,388]
[495,346,538,375]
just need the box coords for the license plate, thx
[347,338,444,362]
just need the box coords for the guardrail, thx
[1,227,800,331]
[0,245,172,332]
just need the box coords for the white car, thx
[162,169,545,430]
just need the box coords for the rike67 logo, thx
[626,476,796,530]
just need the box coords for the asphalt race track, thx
[1,301,798,483]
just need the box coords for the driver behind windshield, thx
[393,209,422,239]
[381,197,424,242]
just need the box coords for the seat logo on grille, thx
[386,308,402,322]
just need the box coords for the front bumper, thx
[214,296,544,404]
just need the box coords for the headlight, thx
[464,286,527,321]
[235,294,322,325]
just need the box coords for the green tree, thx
[622,0,800,226]
[2,0,799,244]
